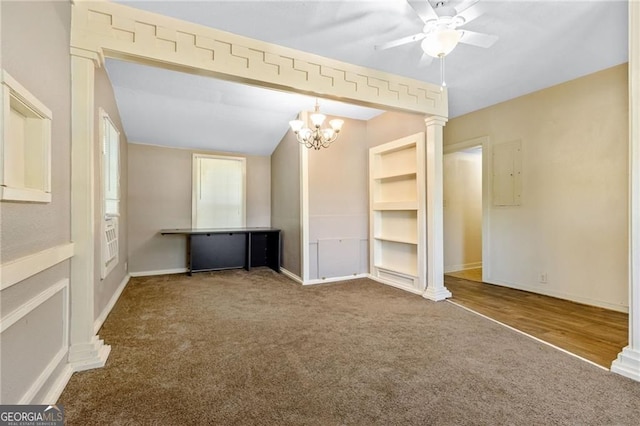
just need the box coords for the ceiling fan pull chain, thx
[440,54,447,90]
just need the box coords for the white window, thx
[100,108,120,278]
[0,70,52,203]
[192,154,246,229]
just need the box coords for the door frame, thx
[444,136,489,282]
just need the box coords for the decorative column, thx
[611,0,640,382]
[423,116,452,301]
[67,48,111,371]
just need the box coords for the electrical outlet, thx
[539,273,548,284]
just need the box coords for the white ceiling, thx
[108,0,628,156]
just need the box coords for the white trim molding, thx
[94,274,130,334]
[423,116,452,302]
[280,268,303,285]
[0,243,74,290]
[70,0,445,116]
[129,268,188,277]
[368,274,425,296]
[303,273,369,286]
[612,0,640,382]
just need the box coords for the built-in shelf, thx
[369,133,426,293]
[1,70,52,203]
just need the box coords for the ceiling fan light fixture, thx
[421,28,462,58]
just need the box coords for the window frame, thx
[99,108,121,279]
[192,153,247,229]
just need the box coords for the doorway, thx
[443,141,484,283]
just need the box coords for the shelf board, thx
[374,236,418,245]
[372,171,417,181]
[372,201,418,211]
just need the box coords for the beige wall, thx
[0,1,71,261]
[443,150,483,272]
[93,66,129,321]
[271,130,301,277]
[445,64,629,311]
[308,117,368,279]
[127,143,271,274]
[0,0,73,403]
[366,110,426,149]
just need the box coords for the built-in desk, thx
[160,228,281,275]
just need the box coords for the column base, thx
[611,346,640,382]
[68,336,111,372]
[423,286,452,302]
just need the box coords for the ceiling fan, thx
[375,0,498,61]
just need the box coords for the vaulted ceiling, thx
[107,0,628,155]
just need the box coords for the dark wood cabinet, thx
[161,228,281,275]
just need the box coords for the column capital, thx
[424,115,449,127]
[70,47,104,68]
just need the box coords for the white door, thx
[192,154,246,229]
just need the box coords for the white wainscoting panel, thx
[0,279,69,404]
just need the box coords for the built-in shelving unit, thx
[369,133,426,294]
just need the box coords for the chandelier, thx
[289,99,344,150]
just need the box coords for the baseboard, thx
[94,273,130,334]
[368,274,424,296]
[42,364,73,404]
[303,273,368,286]
[17,346,68,404]
[129,268,188,277]
[611,346,640,381]
[444,261,482,274]
[485,277,629,313]
[280,268,303,284]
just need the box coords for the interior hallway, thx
[444,269,628,368]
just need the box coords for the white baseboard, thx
[129,268,188,277]
[303,273,368,286]
[444,261,482,274]
[94,273,130,334]
[45,364,73,404]
[280,268,303,284]
[18,346,68,404]
[485,277,628,313]
[611,346,640,381]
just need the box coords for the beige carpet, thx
[59,269,640,425]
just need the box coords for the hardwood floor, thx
[444,272,628,368]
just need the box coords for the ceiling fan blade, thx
[456,3,485,25]
[459,30,498,48]
[375,33,426,50]
[407,0,438,23]
[451,0,480,15]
